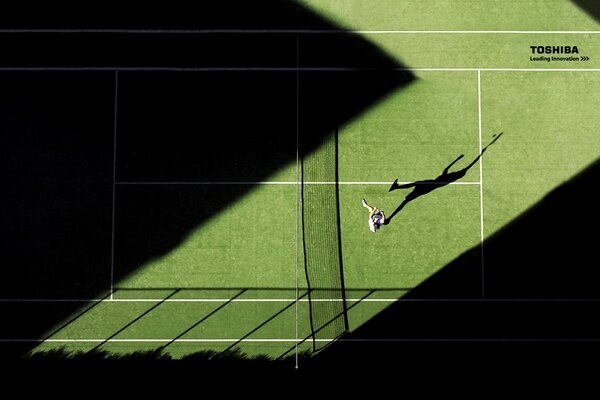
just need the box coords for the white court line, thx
[0,298,401,303]
[478,70,485,299]
[3,339,322,343]
[1,29,600,34]
[115,181,481,185]
[1,67,600,72]
[4,297,598,302]
[8,338,600,343]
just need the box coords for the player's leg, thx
[362,198,375,213]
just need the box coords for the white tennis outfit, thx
[369,212,385,232]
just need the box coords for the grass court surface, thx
[2,1,600,366]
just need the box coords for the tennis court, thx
[2,1,600,367]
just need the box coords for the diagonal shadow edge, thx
[403,155,600,301]
[571,0,600,23]
[113,6,415,289]
[309,156,600,367]
[2,2,416,358]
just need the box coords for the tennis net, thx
[301,129,348,351]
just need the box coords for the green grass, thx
[340,184,481,289]
[31,0,600,360]
[338,72,480,183]
[481,71,600,234]
[116,184,297,289]
[298,0,600,31]
[368,33,600,69]
[34,290,390,358]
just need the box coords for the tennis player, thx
[362,199,386,232]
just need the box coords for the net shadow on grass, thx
[25,288,401,363]
[277,289,376,360]
[89,289,180,353]
[158,290,247,353]
[1,1,415,358]
[219,290,310,355]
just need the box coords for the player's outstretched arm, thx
[362,198,375,213]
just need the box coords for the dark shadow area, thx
[25,347,312,372]
[387,132,503,222]
[0,73,114,298]
[309,157,600,368]
[0,2,352,30]
[572,0,600,23]
[0,2,414,359]
[1,72,114,360]
[308,339,600,374]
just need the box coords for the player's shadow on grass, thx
[386,133,503,223]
